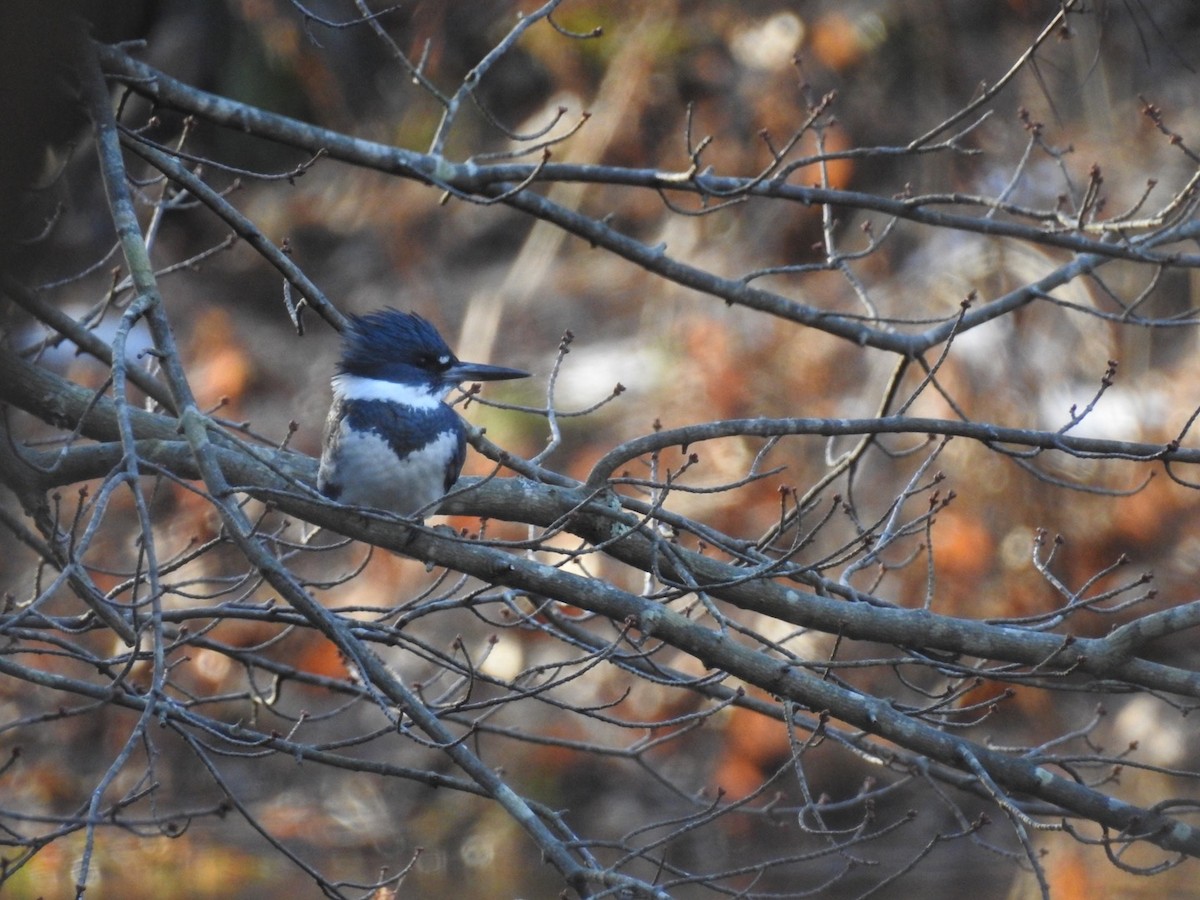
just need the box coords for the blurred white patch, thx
[193,648,232,684]
[478,635,524,682]
[730,13,805,72]
[1110,695,1189,767]
[999,526,1035,570]
[553,338,662,407]
[1038,382,1170,440]
[15,307,154,372]
[327,780,391,837]
[460,831,498,868]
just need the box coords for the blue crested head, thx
[338,309,529,389]
[338,309,455,384]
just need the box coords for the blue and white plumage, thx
[318,309,528,515]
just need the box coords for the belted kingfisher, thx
[317,309,528,515]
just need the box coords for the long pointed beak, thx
[445,361,530,383]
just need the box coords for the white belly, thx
[319,425,457,515]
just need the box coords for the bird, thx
[317,309,528,516]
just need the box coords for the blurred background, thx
[4,0,1200,896]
